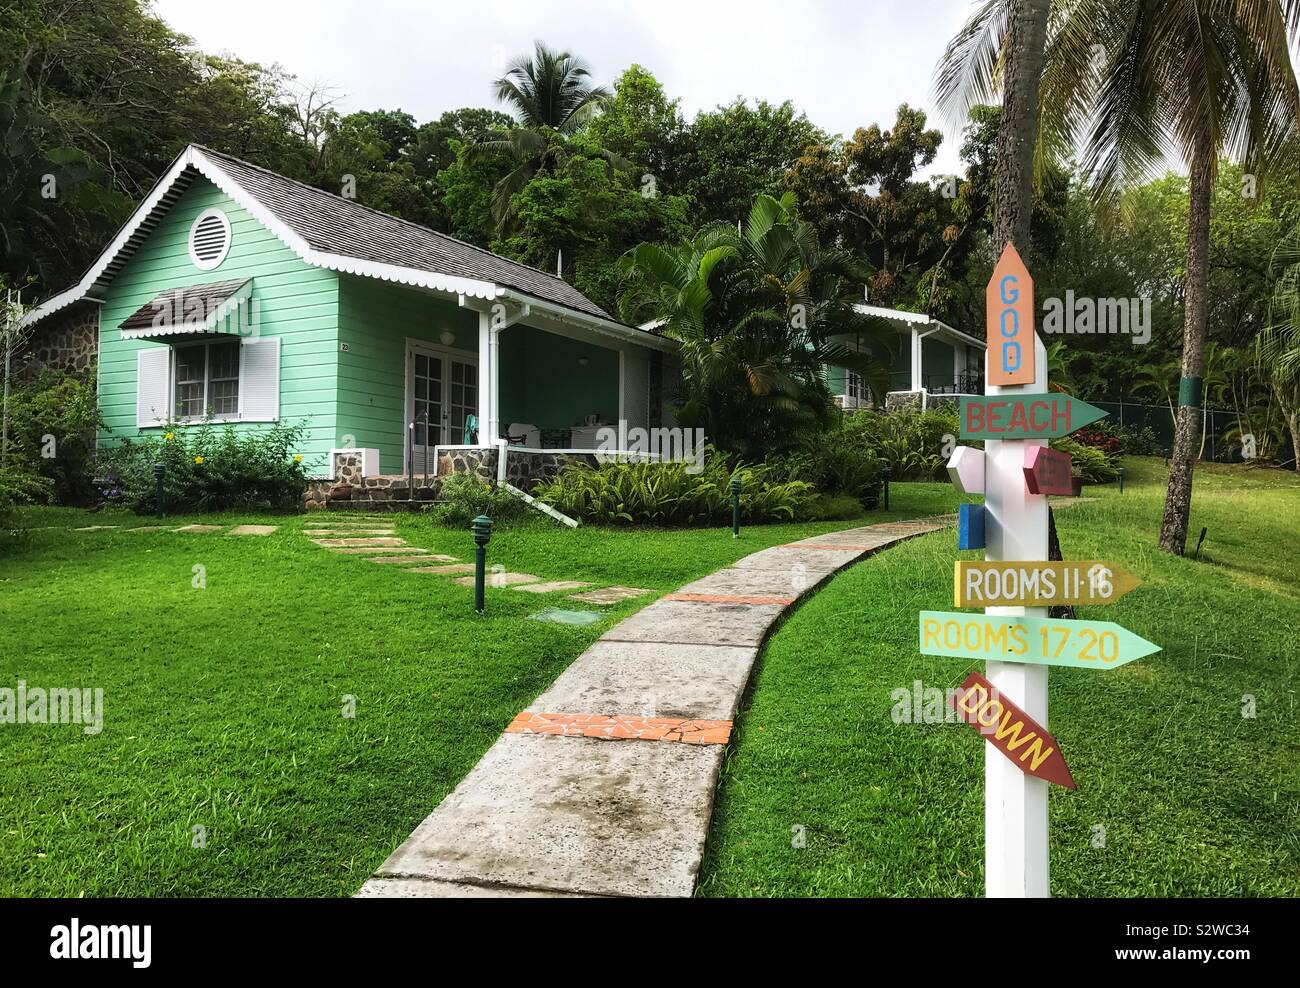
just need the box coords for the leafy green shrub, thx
[766,429,885,507]
[1051,436,1118,483]
[534,449,814,526]
[4,369,101,504]
[841,407,965,480]
[0,462,49,547]
[427,472,531,528]
[98,420,309,513]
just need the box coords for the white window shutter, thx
[136,347,172,427]
[240,337,280,422]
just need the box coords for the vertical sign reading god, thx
[986,242,1035,385]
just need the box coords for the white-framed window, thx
[136,337,280,427]
[845,370,863,403]
[174,340,240,419]
[188,208,232,271]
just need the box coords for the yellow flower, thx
[164,432,174,441]
[294,454,303,463]
[194,455,204,465]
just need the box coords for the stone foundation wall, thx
[504,450,597,492]
[885,391,924,412]
[301,446,602,509]
[436,447,498,483]
[20,302,98,380]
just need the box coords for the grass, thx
[699,457,1300,896]
[0,484,954,897]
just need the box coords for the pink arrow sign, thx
[1023,445,1073,495]
[946,446,985,495]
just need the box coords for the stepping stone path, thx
[312,537,406,547]
[366,554,458,565]
[227,525,279,536]
[75,526,119,531]
[303,529,395,536]
[173,524,223,533]
[297,516,663,613]
[453,572,540,587]
[514,580,594,594]
[357,514,954,899]
[569,586,652,605]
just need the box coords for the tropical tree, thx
[472,43,617,231]
[618,193,892,458]
[1261,225,1300,464]
[936,0,1300,554]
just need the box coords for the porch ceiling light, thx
[439,330,456,346]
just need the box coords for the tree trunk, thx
[1158,134,1214,553]
[1277,379,1300,468]
[992,0,1051,255]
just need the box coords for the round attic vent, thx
[189,208,231,270]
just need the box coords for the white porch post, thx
[910,327,921,391]
[477,309,494,443]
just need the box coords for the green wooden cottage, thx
[22,145,680,503]
[23,145,985,506]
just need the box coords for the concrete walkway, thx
[356,515,953,898]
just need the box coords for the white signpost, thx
[983,334,1051,898]
[983,243,1049,898]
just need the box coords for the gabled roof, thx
[853,303,986,350]
[25,145,669,349]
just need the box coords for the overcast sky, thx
[151,0,981,178]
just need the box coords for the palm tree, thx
[1261,224,1300,464]
[473,43,616,232]
[936,0,1300,554]
[618,193,892,458]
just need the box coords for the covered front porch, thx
[833,304,987,412]
[311,278,677,506]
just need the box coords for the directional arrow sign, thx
[953,560,1142,608]
[946,446,985,494]
[1023,445,1073,495]
[959,393,1108,440]
[987,242,1036,386]
[919,611,1159,669]
[950,671,1076,789]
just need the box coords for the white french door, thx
[405,341,478,470]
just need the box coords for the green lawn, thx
[699,458,1300,896]
[0,486,954,897]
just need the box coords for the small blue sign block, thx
[958,503,985,550]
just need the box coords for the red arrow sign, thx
[949,671,1076,789]
[1022,445,1073,495]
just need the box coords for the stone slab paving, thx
[512,580,594,594]
[366,554,458,565]
[126,526,169,533]
[568,586,652,605]
[453,572,540,587]
[358,514,950,899]
[303,528,395,536]
[75,526,120,531]
[312,536,406,548]
[227,525,278,536]
[406,563,476,575]
[329,546,427,556]
[173,524,224,533]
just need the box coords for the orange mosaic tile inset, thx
[506,712,733,745]
[664,592,796,605]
